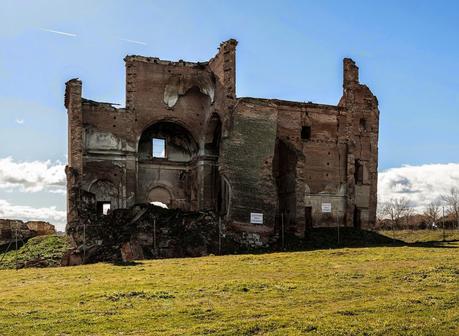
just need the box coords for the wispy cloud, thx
[0,157,66,193]
[39,28,77,37]
[0,199,66,230]
[378,163,459,211]
[15,118,24,124]
[120,38,147,46]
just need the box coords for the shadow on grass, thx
[111,260,143,267]
[276,228,459,252]
[405,240,459,248]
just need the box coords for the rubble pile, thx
[65,204,220,264]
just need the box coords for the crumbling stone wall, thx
[65,39,379,257]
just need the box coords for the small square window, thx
[152,138,166,158]
[301,126,311,141]
[97,201,111,216]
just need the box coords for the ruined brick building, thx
[65,39,379,252]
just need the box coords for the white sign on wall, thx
[250,212,263,224]
[321,203,332,213]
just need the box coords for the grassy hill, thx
[0,235,70,269]
[0,234,458,335]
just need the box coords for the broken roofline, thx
[124,55,210,67]
[124,39,238,67]
[74,39,365,113]
[236,97,345,112]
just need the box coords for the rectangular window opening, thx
[97,201,111,216]
[152,138,166,158]
[301,126,311,141]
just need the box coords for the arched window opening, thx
[204,113,222,156]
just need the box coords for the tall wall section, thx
[339,59,380,228]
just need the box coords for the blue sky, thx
[0,0,458,229]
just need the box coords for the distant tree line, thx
[377,187,459,230]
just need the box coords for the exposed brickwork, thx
[65,39,379,255]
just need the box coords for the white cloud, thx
[0,156,457,230]
[378,163,459,211]
[15,118,24,124]
[0,157,66,193]
[0,199,66,231]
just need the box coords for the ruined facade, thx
[65,39,379,250]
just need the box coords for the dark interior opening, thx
[204,113,223,212]
[301,126,311,141]
[354,160,364,184]
[205,113,222,156]
[273,139,297,230]
[353,207,361,228]
[359,118,367,132]
[305,206,313,231]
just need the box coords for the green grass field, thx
[0,235,70,270]
[0,231,458,335]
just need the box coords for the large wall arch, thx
[147,185,173,207]
[138,121,198,162]
[137,118,200,150]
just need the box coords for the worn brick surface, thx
[65,40,379,253]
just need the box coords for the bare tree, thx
[423,200,441,229]
[381,197,413,230]
[441,187,459,230]
[376,202,386,227]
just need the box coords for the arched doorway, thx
[148,186,172,208]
